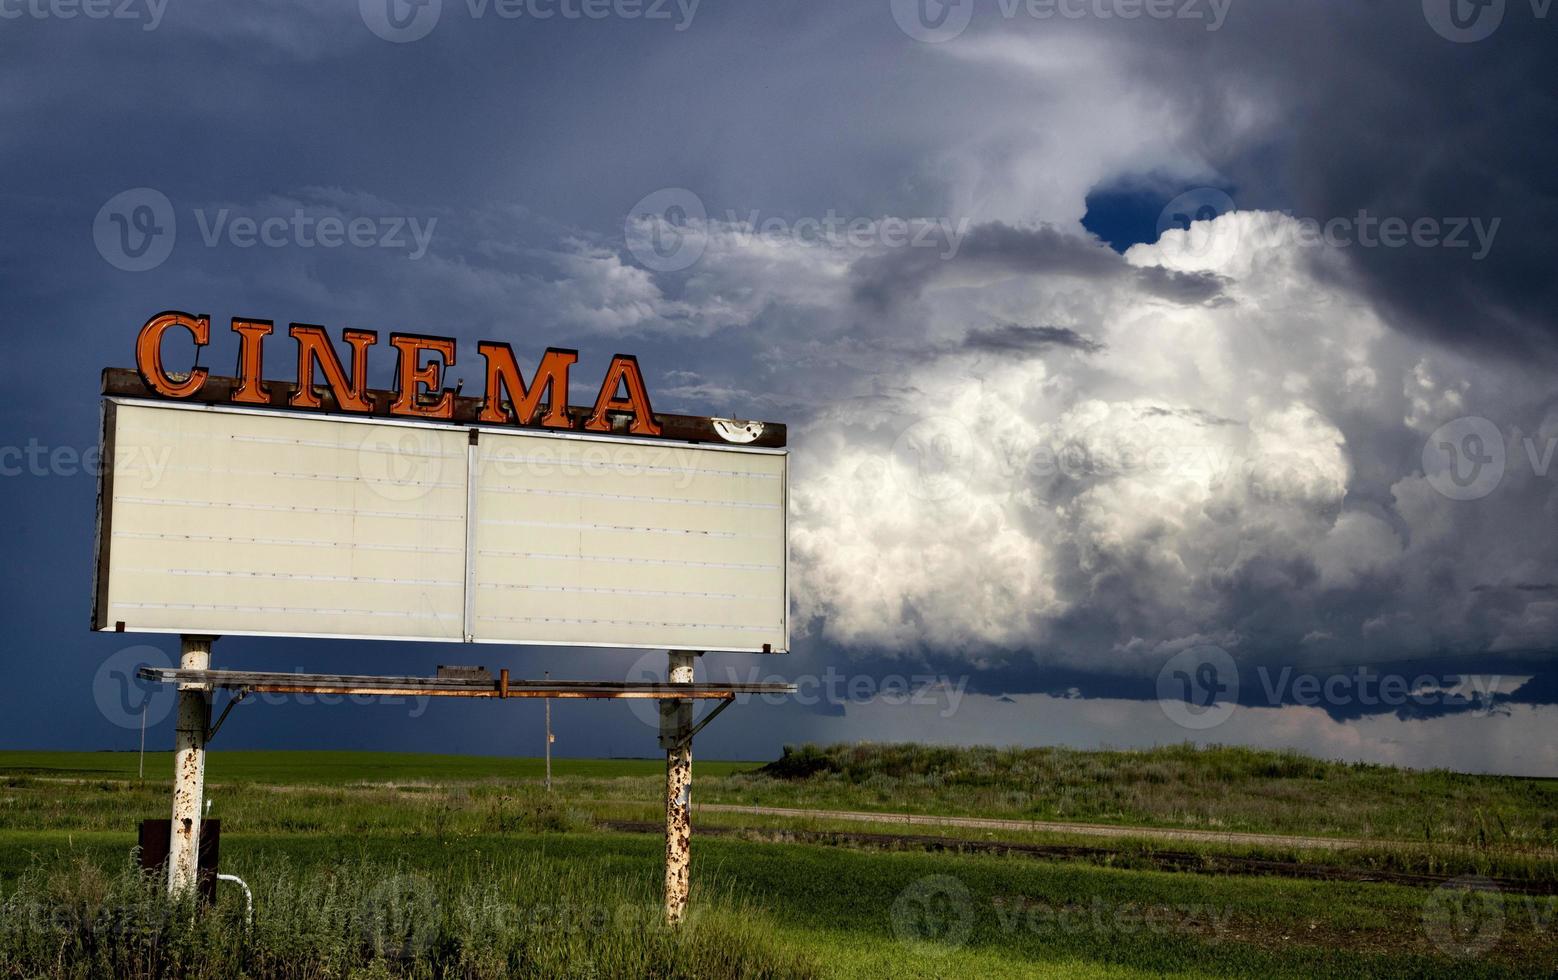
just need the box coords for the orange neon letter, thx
[289,325,376,412]
[231,318,273,405]
[134,311,209,398]
[585,355,661,437]
[478,343,577,428]
[389,334,456,419]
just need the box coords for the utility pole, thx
[660,650,697,924]
[544,670,552,793]
[168,635,214,896]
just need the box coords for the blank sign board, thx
[93,399,788,652]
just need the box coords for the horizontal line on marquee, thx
[477,582,744,601]
[115,496,464,521]
[478,486,780,510]
[112,530,462,554]
[125,567,462,588]
[477,517,760,539]
[112,600,459,620]
[476,549,779,571]
[477,614,776,633]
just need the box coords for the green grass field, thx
[1,745,1554,978]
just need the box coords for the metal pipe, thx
[217,873,253,926]
[661,650,697,925]
[168,635,214,896]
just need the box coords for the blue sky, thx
[2,0,1556,774]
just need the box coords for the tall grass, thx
[747,742,1558,849]
[0,853,818,979]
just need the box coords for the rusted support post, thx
[168,635,214,896]
[659,650,697,925]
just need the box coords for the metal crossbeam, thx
[137,667,795,700]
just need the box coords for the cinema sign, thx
[92,311,789,653]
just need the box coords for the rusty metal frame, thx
[672,696,733,751]
[102,368,787,448]
[138,667,795,701]
[204,689,248,743]
[90,400,118,632]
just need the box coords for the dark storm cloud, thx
[961,323,1104,355]
[1105,2,1558,361]
[849,221,1226,308]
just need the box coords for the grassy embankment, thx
[1,745,1554,978]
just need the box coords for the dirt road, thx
[692,802,1387,852]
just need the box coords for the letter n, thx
[289,325,376,412]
